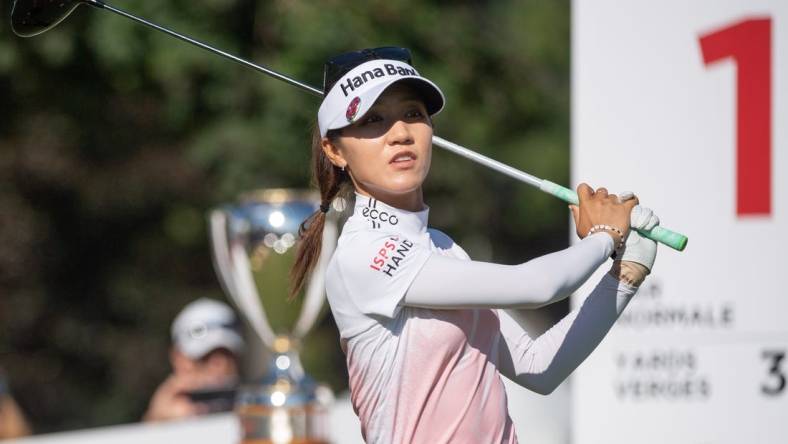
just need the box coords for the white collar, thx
[350,193,429,236]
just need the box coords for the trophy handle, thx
[293,213,338,339]
[209,210,277,348]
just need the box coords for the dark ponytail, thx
[289,126,350,299]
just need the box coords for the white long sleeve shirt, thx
[324,195,638,444]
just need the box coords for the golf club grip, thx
[540,180,688,251]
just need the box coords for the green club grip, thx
[540,180,688,252]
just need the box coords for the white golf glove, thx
[617,193,659,273]
[629,203,659,232]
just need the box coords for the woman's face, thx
[322,83,433,209]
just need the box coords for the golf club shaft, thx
[91,0,687,251]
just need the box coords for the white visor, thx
[317,59,445,137]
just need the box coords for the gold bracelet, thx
[587,224,625,250]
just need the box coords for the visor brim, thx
[323,76,445,136]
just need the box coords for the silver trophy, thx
[209,189,340,444]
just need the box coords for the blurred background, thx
[0,0,572,434]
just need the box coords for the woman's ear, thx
[321,137,347,169]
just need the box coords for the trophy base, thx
[238,404,330,444]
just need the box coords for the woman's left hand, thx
[616,192,659,273]
[625,196,660,232]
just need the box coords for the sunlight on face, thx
[327,83,434,210]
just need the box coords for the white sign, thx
[572,1,787,443]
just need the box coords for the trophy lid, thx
[226,189,320,241]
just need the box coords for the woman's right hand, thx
[569,183,638,243]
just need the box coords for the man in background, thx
[0,368,32,439]
[143,298,244,422]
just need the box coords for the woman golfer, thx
[291,47,659,444]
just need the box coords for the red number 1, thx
[700,17,772,216]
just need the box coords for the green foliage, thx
[0,0,569,432]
